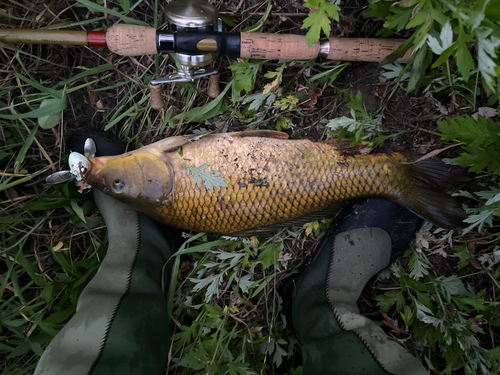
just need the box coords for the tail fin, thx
[399,160,469,232]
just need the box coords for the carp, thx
[80,130,467,235]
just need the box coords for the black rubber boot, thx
[292,198,429,375]
[35,131,182,375]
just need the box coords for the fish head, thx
[85,150,173,205]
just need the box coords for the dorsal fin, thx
[142,135,197,153]
[235,130,289,139]
[142,130,288,155]
[321,138,372,156]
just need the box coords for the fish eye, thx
[112,179,125,193]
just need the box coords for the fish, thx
[81,130,467,235]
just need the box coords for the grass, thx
[1,0,499,374]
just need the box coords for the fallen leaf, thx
[179,261,190,273]
[382,313,401,334]
[308,87,323,112]
[87,85,97,104]
[472,107,498,120]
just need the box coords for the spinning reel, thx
[151,0,221,85]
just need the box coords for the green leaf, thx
[302,0,340,46]
[455,36,475,82]
[273,95,299,111]
[408,44,431,91]
[438,115,500,174]
[119,0,129,12]
[454,245,473,269]
[169,82,230,125]
[181,163,228,192]
[258,243,281,270]
[0,97,67,120]
[70,199,87,223]
[275,117,292,132]
[303,220,319,236]
[228,60,263,94]
[400,305,414,326]
[486,346,500,360]
[376,290,405,313]
[383,6,414,32]
[15,124,39,168]
[226,362,252,375]
[38,97,66,129]
[435,275,467,301]
[416,291,434,312]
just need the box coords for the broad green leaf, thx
[273,95,299,111]
[455,38,475,81]
[454,245,473,269]
[70,199,87,223]
[119,0,130,12]
[303,220,319,236]
[302,0,340,46]
[0,98,66,120]
[376,290,405,313]
[38,97,66,129]
[486,346,500,360]
[408,44,431,91]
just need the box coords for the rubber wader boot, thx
[292,198,429,375]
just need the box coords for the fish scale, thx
[84,131,467,234]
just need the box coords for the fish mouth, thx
[83,156,111,186]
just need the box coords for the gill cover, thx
[87,150,174,205]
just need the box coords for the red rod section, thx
[87,31,107,47]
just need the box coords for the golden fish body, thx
[85,131,465,234]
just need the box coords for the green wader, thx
[34,191,176,375]
[292,199,430,375]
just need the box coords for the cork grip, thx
[327,38,411,62]
[240,32,319,60]
[106,24,157,56]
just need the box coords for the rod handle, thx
[240,32,318,60]
[326,38,412,63]
[106,24,157,56]
[240,32,411,63]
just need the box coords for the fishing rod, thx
[1,0,412,107]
